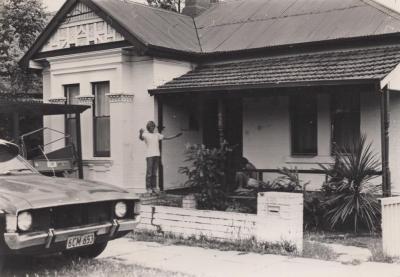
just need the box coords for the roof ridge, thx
[117,0,192,19]
[361,0,400,21]
[196,4,366,29]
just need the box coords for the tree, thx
[0,0,46,94]
[147,0,182,13]
[0,0,46,150]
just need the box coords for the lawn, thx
[130,230,397,263]
[304,231,394,263]
[3,254,193,277]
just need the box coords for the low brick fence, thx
[138,205,257,240]
[138,192,303,251]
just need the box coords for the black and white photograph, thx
[2,0,400,276]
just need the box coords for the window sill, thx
[284,155,333,165]
[83,159,113,166]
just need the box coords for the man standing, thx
[139,121,182,194]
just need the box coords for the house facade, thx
[21,0,400,194]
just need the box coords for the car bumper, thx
[3,217,140,250]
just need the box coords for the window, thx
[290,94,318,155]
[331,92,360,151]
[92,82,110,157]
[64,84,79,148]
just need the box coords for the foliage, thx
[179,144,230,210]
[146,0,182,12]
[132,230,300,257]
[319,135,381,233]
[303,192,327,231]
[258,167,307,192]
[0,0,46,94]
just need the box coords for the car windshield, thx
[0,156,37,175]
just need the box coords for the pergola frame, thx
[0,101,90,179]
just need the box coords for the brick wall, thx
[137,192,304,250]
[138,205,257,241]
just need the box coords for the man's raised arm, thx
[163,132,183,141]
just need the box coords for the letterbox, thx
[256,192,303,252]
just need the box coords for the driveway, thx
[99,238,400,277]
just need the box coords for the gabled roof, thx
[149,45,400,94]
[90,0,201,53]
[195,0,400,53]
[22,0,400,66]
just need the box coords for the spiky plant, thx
[319,135,381,233]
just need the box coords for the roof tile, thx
[151,46,400,93]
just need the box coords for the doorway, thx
[202,97,243,190]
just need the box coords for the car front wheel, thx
[0,255,5,272]
[63,242,108,259]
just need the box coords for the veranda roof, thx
[149,45,400,94]
[0,100,90,115]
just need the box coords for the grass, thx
[130,230,338,261]
[131,230,299,256]
[302,240,339,261]
[132,229,399,263]
[304,231,396,263]
[3,254,193,277]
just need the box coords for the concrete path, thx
[99,238,400,277]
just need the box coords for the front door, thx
[202,97,243,190]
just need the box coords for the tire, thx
[0,255,5,272]
[63,242,108,259]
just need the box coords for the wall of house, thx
[42,52,193,192]
[43,49,123,186]
[161,97,202,189]
[242,88,384,191]
[152,59,196,190]
[386,75,400,195]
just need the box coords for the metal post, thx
[381,86,391,197]
[157,95,164,191]
[75,113,84,179]
[217,97,225,148]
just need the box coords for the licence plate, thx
[66,233,95,249]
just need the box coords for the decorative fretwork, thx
[41,3,123,52]
[48,97,67,104]
[107,93,135,103]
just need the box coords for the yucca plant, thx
[319,135,381,233]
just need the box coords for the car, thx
[0,139,140,270]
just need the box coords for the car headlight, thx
[17,211,32,231]
[114,202,127,218]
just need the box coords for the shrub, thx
[258,167,307,192]
[179,144,230,210]
[319,135,381,233]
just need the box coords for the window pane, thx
[332,92,360,150]
[93,82,110,157]
[95,117,110,154]
[64,84,80,148]
[66,118,77,148]
[291,94,317,155]
[66,85,79,105]
[94,82,110,117]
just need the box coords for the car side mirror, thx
[0,139,20,162]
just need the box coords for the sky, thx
[42,0,147,12]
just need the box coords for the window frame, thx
[92,81,111,157]
[289,93,318,156]
[64,84,80,148]
[330,91,361,153]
